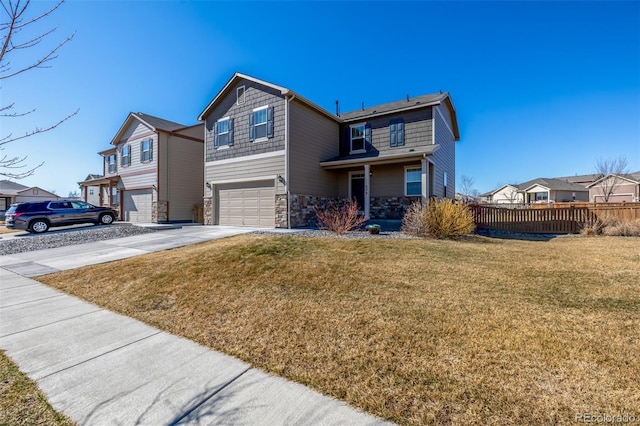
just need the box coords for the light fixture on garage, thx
[205,182,212,189]
[277,175,286,185]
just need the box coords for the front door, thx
[350,173,365,211]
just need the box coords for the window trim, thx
[107,154,117,173]
[349,122,367,154]
[405,166,422,196]
[214,116,232,149]
[250,105,270,143]
[121,144,131,167]
[141,139,153,163]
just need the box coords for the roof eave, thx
[320,146,439,170]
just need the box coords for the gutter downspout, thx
[285,93,296,229]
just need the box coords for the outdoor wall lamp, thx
[277,175,286,185]
[205,182,212,189]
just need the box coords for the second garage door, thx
[122,189,153,223]
[218,181,275,227]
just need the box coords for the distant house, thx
[0,180,59,213]
[78,174,102,205]
[78,113,204,223]
[587,171,640,202]
[479,184,523,204]
[480,177,589,204]
[555,173,602,188]
[198,72,460,227]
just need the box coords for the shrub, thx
[402,199,475,239]
[580,216,640,237]
[314,199,367,234]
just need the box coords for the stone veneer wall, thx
[369,196,421,220]
[276,194,340,228]
[152,201,169,223]
[203,197,213,225]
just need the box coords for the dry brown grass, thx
[38,235,640,425]
[0,226,18,234]
[0,350,75,425]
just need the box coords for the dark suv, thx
[5,200,118,233]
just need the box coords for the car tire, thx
[29,219,49,234]
[99,213,115,225]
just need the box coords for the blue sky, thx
[2,0,638,196]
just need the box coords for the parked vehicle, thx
[5,200,117,233]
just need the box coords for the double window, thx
[405,167,422,196]
[390,118,405,147]
[141,139,153,162]
[120,144,131,167]
[249,106,274,142]
[214,117,234,148]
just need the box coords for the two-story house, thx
[79,112,204,223]
[198,73,459,228]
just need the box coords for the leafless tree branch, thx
[593,157,629,202]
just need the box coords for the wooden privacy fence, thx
[471,203,640,234]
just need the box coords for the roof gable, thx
[587,172,640,188]
[0,179,30,195]
[110,112,188,146]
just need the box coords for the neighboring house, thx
[479,184,523,204]
[0,180,59,213]
[79,112,204,223]
[480,178,589,204]
[198,72,459,228]
[556,173,601,188]
[587,171,640,202]
[79,174,102,205]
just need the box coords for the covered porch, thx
[78,175,120,216]
[320,147,438,219]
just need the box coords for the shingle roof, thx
[518,178,590,192]
[0,180,30,195]
[339,93,448,121]
[134,113,186,132]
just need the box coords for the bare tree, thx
[504,187,522,205]
[458,175,477,203]
[594,157,629,202]
[1,0,77,179]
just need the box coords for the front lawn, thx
[38,235,640,425]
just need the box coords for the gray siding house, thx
[198,73,460,228]
[79,113,204,223]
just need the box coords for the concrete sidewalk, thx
[0,226,389,425]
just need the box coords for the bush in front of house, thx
[314,199,367,234]
[402,199,476,239]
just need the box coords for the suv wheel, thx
[29,219,50,234]
[99,213,114,225]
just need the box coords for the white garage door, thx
[123,189,153,223]
[218,181,275,227]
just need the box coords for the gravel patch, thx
[0,224,158,255]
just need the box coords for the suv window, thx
[25,203,48,212]
[49,201,73,209]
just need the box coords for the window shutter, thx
[397,120,404,146]
[390,122,397,147]
[140,141,144,163]
[149,139,153,161]
[364,123,372,151]
[228,118,234,146]
[249,112,255,141]
[127,147,131,165]
[213,121,219,148]
[267,106,274,138]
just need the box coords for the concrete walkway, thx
[0,226,389,425]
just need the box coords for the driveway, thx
[0,225,261,276]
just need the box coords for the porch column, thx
[421,158,428,203]
[83,186,88,202]
[364,164,370,219]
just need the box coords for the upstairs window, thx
[390,118,405,147]
[107,154,116,173]
[140,139,153,162]
[214,117,234,148]
[249,106,274,142]
[350,123,370,154]
[120,144,131,166]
